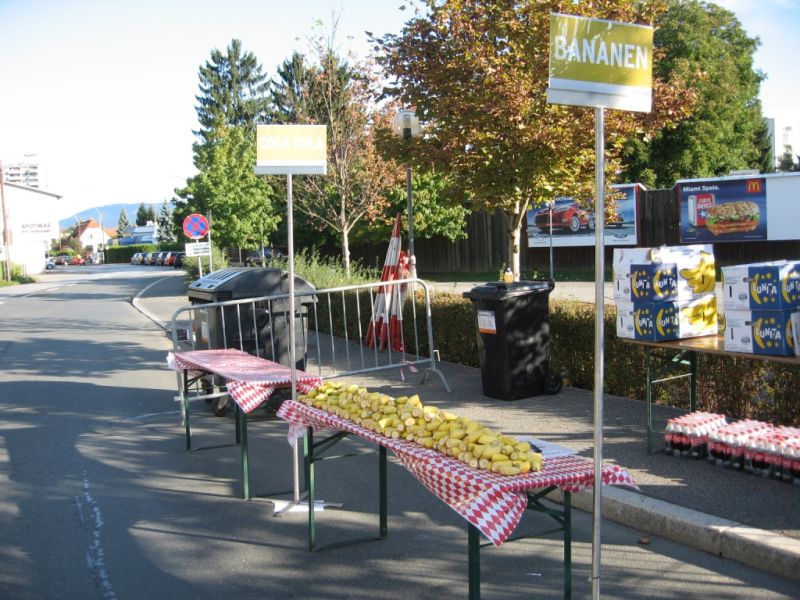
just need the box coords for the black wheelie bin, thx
[463,280,562,400]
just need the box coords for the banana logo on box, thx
[678,251,715,294]
[753,316,782,350]
[680,295,716,332]
[750,272,777,306]
[781,269,800,305]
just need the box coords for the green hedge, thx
[314,288,800,426]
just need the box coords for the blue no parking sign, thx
[182,214,209,240]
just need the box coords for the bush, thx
[427,292,800,426]
[268,249,380,289]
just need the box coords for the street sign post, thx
[255,124,327,511]
[547,13,653,599]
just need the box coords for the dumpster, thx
[187,267,316,371]
[463,280,562,400]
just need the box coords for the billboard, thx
[547,13,653,112]
[527,184,640,248]
[677,173,800,243]
[255,124,327,175]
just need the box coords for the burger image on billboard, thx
[705,201,760,235]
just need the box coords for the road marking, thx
[74,471,116,599]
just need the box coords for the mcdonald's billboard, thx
[677,174,800,243]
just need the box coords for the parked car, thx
[130,252,144,265]
[533,200,593,233]
[69,255,86,266]
[45,258,55,270]
[143,252,157,265]
[245,247,286,266]
[55,254,72,265]
[164,251,177,266]
[173,252,186,269]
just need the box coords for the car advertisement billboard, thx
[527,183,640,248]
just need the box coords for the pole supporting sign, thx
[255,124,327,176]
[547,13,653,113]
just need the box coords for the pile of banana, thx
[297,381,542,476]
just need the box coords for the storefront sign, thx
[547,13,653,112]
[255,124,327,175]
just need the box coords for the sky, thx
[1,0,798,220]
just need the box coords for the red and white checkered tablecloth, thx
[167,349,322,414]
[276,400,637,546]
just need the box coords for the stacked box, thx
[723,309,797,356]
[613,245,718,341]
[721,261,800,311]
[793,313,800,357]
[722,261,800,356]
[630,294,718,341]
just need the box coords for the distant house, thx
[74,218,115,257]
[117,222,158,245]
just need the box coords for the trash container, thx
[187,267,316,370]
[463,280,561,400]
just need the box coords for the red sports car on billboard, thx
[534,200,594,233]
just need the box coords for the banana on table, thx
[298,382,543,476]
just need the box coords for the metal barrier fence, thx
[169,278,450,392]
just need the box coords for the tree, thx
[753,118,776,174]
[117,208,131,237]
[176,40,280,249]
[175,126,279,249]
[375,1,691,276]
[135,202,155,226]
[621,0,766,186]
[270,36,398,274]
[157,200,177,244]
[777,147,800,172]
[195,39,271,146]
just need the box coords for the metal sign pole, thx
[207,211,213,273]
[0,161,12,282]
[286,173,300,504]
[196,242,203,278]
[591,106,605,600]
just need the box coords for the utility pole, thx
[0,160,13,281]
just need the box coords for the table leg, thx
[239,406,250,500]
[379,445,387,539]
[564,491,572,600]
[235,399,241,445]
[305,426,316,551]
[468,523,480,600]
[182,370,191,451]
[646,348,654,454]
[689,351,698,413]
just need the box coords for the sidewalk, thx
[134,272,800,583]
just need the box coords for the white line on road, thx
[75,471,117,599]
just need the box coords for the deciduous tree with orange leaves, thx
[374,0,695,277]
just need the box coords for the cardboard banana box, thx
[628,294,718,341]
[724,309,798,356]
[721,261,800,311]
[613,244,715,301]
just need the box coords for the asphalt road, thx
[1,265,798,599]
